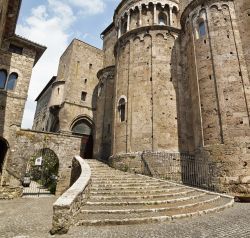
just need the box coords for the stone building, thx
[1,0,250,195]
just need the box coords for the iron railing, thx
[141,151,218,192]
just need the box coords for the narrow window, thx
[6,72,18,90]
[118,98,126,122]
[81,91,87,101]
[89,64,92,69]
[0,70,7,89]
[9,44,23,55]
[198,21,206,38]
[158,12,168,25]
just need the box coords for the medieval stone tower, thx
[93,0,250,194]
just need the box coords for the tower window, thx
[198,21,206,38]
[118,98,126,122]
[6,72,18,90]
[0,70,7,89]
[81,91,87,101]
[158,12,168,26]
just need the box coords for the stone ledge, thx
[50,156,91,235]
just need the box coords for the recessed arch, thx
[6,72,18,90]
[158,12,168,25]
[71,116,93,136]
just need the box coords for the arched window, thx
[6,72,18,90]
[198,21,206,38]
[118,98,126,122]
[72,119,92,135]
[0,70,7,89]
[158,12,168,26]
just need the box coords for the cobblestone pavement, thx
[22,181,54,198]
[0,198,250,238]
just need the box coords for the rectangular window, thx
[81,91,87,101]
[9,44,23,55]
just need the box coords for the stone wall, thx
[103,25,116,68]
[113,26,181,156]
[94,66,115,161]
[2,129,82,195]
[234,0,250,80]
[51,156,91,235]
[33,77,56,131]
[181,0,250,194]
[55,39,103,133]
[0,45,36,138]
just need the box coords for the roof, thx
[9,34,47,65]
[101,22,115,36]
[35,76,57,102]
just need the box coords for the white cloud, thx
[17,0,119,128]
[69,0,106,15]
[17,0,76,128]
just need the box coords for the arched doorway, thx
[71,117,94,159]
[0,137,8,176]
[27,148,59,194]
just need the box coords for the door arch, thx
[0,137,8,176]
[71,117,94,159]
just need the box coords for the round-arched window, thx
[72,119,92,135]
[6,72,18,90]
[158,12,168,26]
[118,98,126,122]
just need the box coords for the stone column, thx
[138,6,142,26]
[127,12,130,32]
[154,4,157,24]
[169,6,173,26]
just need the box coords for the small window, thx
[118,98,126,122]
[89,64,92,69]
[84,78,87,84]
[0,70,7,89]
[9,44,23,55]
[198,21,206,38]
[6,73,18,90]
[81,91,87,101]
[98,83,104,97]
[158,12,168,26]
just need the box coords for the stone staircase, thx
[75,160,234,226]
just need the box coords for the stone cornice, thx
[114,24,181,54]
[97,65,116,80]
[115,0,180,24]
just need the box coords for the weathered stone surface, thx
[51,156,91,234]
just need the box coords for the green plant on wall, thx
[28,148,59,194]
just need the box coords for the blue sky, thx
[17,0,119,128]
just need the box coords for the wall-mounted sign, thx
[35,157,43,166]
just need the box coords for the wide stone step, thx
[91,183,174,191]
[87,191,206,205]
[76,159,234,227]
[90,186,186,195]
[90,188,194,200]
[81,194,220,213]
[91,181,171,188]
[77,197,233,226]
